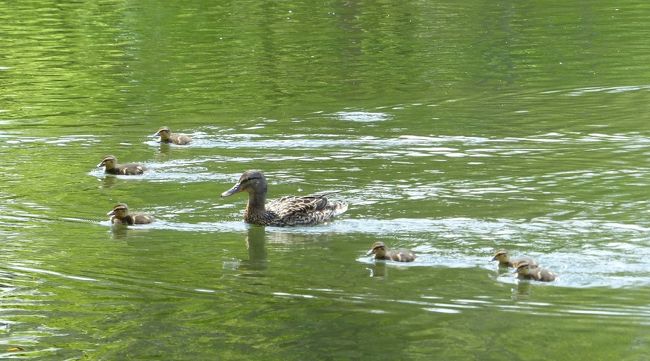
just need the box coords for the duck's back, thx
[387,249,416,262]
[170,133,191,145]
[132,214,154,224]
[529,267,556,282]
[266,194,348,226]
[107,163,145,175]
[511,256,538,268]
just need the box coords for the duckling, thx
[97,155,145,175]
[220,170,348,226]
[153,126,191,145]
[366,241,416,262]
[491,249,538,268]
[514,261,556,282]
[107,203,153,225]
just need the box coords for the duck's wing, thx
[267,193,348,223]
[119,163,145,175]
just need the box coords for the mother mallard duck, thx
[221,170,348,226]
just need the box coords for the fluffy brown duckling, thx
[514,261,556,282]
[221,170,348,226]
[107,203,153,225]
[97,155,145,175]
[366,241,416,262]
[491,249,538,268]
[153,126,191,145]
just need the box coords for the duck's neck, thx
[245,191,267,216]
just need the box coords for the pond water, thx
[2,1,650,360]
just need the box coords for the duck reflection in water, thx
[367,262,387,278]
[239,225,268,272]
[100,175,117,189]
[512,281,532,300]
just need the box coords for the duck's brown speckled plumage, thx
[107,203,153,225]
[154,127,191,145]
[515,261,556,282]
[491,249,538,268]
[97,155,145,175]
[221,170,348,227]
[367,241,416,262]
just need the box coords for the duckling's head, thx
[366,241,387,258]
[491,249,509,262]
[221,170,267,197]
[97,155,117,169]
[154,127,171,141]
[107,203,129,219]
[515,261,532,276]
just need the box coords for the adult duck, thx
[97,155,145,175]
[221,170,348,226]
[153,126,191,145]
[107,203,153,225]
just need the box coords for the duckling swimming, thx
[367,241,416,262]
[97,155,145,175]
[221,170,348,226]
[491,249,538,268]
[153,126,191,145]
[514,261,556,282]
[107,203,153,225]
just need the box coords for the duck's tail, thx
[329,200,349,217]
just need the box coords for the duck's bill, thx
[106,210,115,216]
[97,162,105,168]
[365,249,374,256]
[152,131,161,137]
[221,183,242,198]
[490,256,498,261]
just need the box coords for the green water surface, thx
[1,1,650,360]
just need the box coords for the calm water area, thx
[2,1,650,360]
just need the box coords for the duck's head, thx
[491,249,509,262]
[366,241,387,258]
[221,170,267,197]
[97,155,117,169]
[514,261,532,276]
[107,203,129,219]
[153,127,171,141]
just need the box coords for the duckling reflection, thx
[109,224,129,240]
[367,262,387,278]
[100,175,117,189]
[512,281,532,300]
[240,225,268,272]
[156,141,172,155]
[491,249,538,268]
